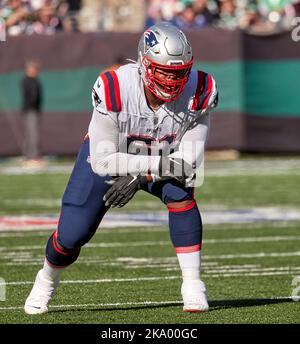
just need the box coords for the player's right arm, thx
[89,73,160,177]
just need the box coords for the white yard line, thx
[0,165,73,175]
[5,261,300,276]
[0,300,183,311]
[2,199,61,207]
[1,158,300,176]
[0,297,295,311]
[206,271,300,277]
[206,169,300,177]
[0,220,299,237]
[1,276,179,286]
[1,207,300,232]
[204,266,300,274]
[204,235,300,244]
[205,251,300,259]
[1,265,300,286]
[1,236,300,252]
[205,159,300,176]
[0,241,171,252]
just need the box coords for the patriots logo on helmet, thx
[144,30,159,52]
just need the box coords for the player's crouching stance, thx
[24,22,218,315]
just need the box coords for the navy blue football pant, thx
[46,139,202,267]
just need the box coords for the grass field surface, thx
[0,157,299,324]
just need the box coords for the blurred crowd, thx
[1,0,300,36]
[0,0,80,35]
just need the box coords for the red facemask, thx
[142,56,193,102]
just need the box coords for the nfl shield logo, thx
[144,30,159,52]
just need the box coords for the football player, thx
[24,22,218,314]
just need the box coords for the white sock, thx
[176,250,201,281]
[42,258,65,281]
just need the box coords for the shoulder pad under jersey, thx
[190,71,218,112]
[92,70,122,114]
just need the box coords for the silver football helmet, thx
[138,22,193,102]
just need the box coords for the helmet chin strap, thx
[153,81,182,102]
[144,83,166,110]
[155,88,173,101]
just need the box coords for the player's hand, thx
[103,175,148,208]
[159,157,195,185]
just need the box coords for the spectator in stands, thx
[173,1,215,30]
[31,3,63,34]
[241,1,279,34]
[239,6,260,30]
[1,0,298,35]
[193,0,218,25]
[0,0,30,35]
[0,0,79,35]
[145,0,164,28]
[145,0,181,28]
[63,0,81,31]
[66,0,82,11]
[216,0,239,29]
[20,60,45,168]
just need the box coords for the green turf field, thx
[0,157,299,324]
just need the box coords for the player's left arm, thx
[157,114,210,186]
[159,74,218,184]
[169,114,210,170]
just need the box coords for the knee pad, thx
[168,200,202,248]
[46,231,81,267]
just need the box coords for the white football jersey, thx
[92,63,217,142]
[89,63,218,177]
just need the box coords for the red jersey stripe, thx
[110,70,121,112]
[202,74,213,109]
[191,71,205,111]
[100,73,113,111]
